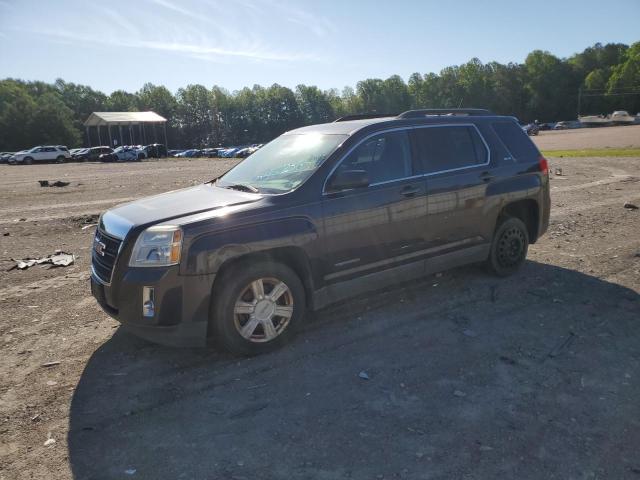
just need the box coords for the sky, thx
[0,0,638,95]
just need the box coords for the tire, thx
[24,157,33,165]
[210,259,305,356]
[486,217,529,277]
[56,155,65,163]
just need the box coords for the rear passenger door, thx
[411,125,492,253]
[321,129,428,282]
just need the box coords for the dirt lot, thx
[1,129,639,479]
[535,124,640,150]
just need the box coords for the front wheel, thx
[24,157,33,165]
[486,217,529,276]
[56,155,65,163]
[210,260,305,355]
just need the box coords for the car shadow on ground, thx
[68,261,640,479]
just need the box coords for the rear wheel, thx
[210,260,305,355]
[486,217,529,276]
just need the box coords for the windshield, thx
[217,133,346,193]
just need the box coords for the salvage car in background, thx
[74,146,113,162]
[8,146,71,164]
[99,146,141,162]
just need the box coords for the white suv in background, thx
[8,146,71,164]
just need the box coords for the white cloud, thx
[25,29,319,62]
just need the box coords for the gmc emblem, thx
[94,236,106,257]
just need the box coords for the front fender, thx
[182,217,319,275]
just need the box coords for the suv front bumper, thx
[90,267,215,347]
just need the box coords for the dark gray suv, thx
[91,109,550,355]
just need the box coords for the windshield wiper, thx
[222,183,260,193]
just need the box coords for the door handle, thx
[400,185,421,197]
[480,172,494,182]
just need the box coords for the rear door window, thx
[412,126,487,174]
[491,121,539,161]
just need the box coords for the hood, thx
[100,183,261,238]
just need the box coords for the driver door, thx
[321,129,427,283]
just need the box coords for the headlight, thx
[129,225,183,267]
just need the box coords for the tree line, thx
[0,41,638,151]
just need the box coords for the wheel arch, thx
[210,246,315,317]
[497,199,540,243]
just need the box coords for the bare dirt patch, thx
[533,124,640,150]
[0,153,639,479]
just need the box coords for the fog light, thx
[142,286,155,318]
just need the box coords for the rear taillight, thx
[539,156,549,176]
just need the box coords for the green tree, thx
[0,79,37,150]
[30,92,81,147]
[295,85,334,125]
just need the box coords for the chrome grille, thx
[91,229,122,284]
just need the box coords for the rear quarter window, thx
[492,121,539,161]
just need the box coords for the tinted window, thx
[338,130,412,184]
[413,126,486,173]
[492,121,539,161]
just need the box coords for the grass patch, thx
[542,148,640,158]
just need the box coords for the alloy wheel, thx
[233,277,294,343]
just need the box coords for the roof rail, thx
[334,113,397,122]
[397,108,493,119]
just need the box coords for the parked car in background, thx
[202,148,221,157]
[69,148,85,156]
[539,122,555,131]
[8,146,71,164]
[219,147,240,158]
[523,123,540,136]
[175,149,202,158]
[554,121,582,130]
[99,146,140,162]
[168,149,183,157]
[142,144,167,158]
[91,108,550,355]
[75,146,113,162]
[0,152,15,164]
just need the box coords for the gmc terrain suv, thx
[91,109,550,355]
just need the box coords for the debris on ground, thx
[124,468,137,475]
[462,329,477,338]
[453,390,467,397]
[2,232,8,236]
[358,371,370,380]
[81,223,97,230]
[555,167,564,176]
[41,361,61,368]
[8,250,75,271]
[44,437,56,447]
[38,180,70,187]
[623,202,639,210]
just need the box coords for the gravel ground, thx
[0,128,639,480]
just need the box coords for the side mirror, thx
[327,169,370,192]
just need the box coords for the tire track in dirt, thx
[0,271,90,302]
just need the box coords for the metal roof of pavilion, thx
[84,111,167,127]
